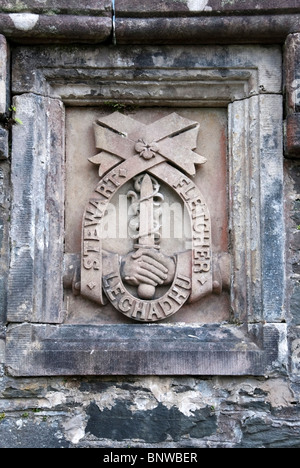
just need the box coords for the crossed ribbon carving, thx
[89,111,206,177]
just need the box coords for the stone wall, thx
[0,1,300,448]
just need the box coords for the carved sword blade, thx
[139,174,155,248]
[137,173,156,299]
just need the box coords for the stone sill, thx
[6,323,285,377]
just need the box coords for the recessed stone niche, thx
[64,107,229,325]
[6,44,286,376]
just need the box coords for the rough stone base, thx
[0,373,299,448]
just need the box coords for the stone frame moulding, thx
[5,44,287,376]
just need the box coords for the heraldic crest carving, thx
[80,111,221,322]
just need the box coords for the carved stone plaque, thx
[64,109,229,323]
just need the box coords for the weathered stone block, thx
[0,417,70,448]
[85,400,217,444]
[0,0,112,46]
[285,34,300,114]
[237,414,300,448]
[0,35,7,114]
[115,0,300,15]
[12,44,282,100]
[5,322,284,376]
[284,35,300,158]
[290,163,300,191]
[291,282,300,325]
[0,35,9,160]
[0,0,112,15]
[291,231,300,251]
[8,94,65,323]
[0,14,112,44]
[292,199,300,227]
[285,113,300,158]
[0,162,9,327]
[0,127,8,160]
[115,15,300,45]
[0,326,5,365]
[292,262,300,275]
[291,330,300,375]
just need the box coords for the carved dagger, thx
[137,173,157,300]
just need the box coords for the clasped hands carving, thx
[121,248,176,289]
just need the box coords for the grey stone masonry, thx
[0,36,9,365]
[0,1,112,44]
[0,35,8,160]
[8,93,65,324]
[0,0,300,450]
[5,44,287,377]
[0,1,300,45]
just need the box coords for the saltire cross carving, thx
[89,111,206,177]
